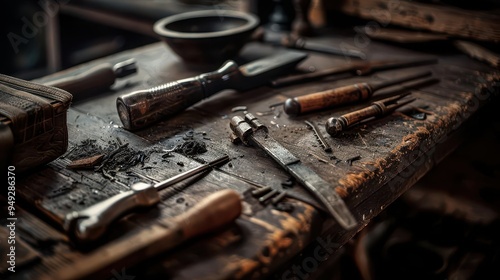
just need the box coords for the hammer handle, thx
[55,189,242,280]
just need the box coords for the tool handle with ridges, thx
[116,60,240,130]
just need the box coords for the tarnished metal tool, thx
[326,93,416,136]
[117,51,308,130]
[281,34,367,60]
[304,120,332,153]
[284,70,432,116]
[64,155,230,243]
[271,57,437,87]
[54,189,242,280]
[255,29,366,60]
[230,113,357,230]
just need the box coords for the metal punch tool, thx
[229,113,357,230]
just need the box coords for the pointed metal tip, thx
[209,155,231,167]
[393,97,417,110]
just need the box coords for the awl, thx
[326,93,417,136]
[63,155,230,243]
[230,113,357,230]
[117,51,308,130]
[284,70,433,116]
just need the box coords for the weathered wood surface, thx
[3,30,500,280]
[328,0,500,43]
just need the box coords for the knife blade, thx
[116,51,308,130]
[230,113,357,230]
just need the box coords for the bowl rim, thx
[153,10,259,39]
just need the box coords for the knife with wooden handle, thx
[53,189,242,280]
[64,155,230,243]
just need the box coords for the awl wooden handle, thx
[284,83,372,116]
[54,189,242,280]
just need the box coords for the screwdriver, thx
[53,189,242,280]
[283,70,432,116]
[63,155,230,243]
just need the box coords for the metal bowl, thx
[154,10,259,64]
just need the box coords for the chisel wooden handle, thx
[116,60,241,131]
[54,189,242,280]
[284,83,373,116]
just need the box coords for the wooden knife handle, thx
[54,189,242,280]
[175,189,242,239]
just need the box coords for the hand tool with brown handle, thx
[63,155,230,243]
[116,51,307,131]
[325,93,416,136]
[283,70,432,116]
[44,59,137,101]
[53,189,242,280]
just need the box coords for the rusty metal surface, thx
[5,29,500,280]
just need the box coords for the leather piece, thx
[0,74,72,173]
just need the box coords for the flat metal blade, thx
[249,131,357,230]
[237,51,308,91]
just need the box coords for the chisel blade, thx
[237,51,308,91]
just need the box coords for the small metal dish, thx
[154,10,259,64]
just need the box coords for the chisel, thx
[54,189,242,280]
[63,155,230,243]
[283,70,432,116]
[117,51,308,130]
[270,57,437,87]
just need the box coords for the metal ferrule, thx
[244,113,268,133]
[230,116,253,145]
[372,101,388,114]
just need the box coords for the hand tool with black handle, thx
[230,113,357,230]
[63,155,230,243]
[44,59,137,101]
[116,51,308,131]
[53,189,242,280]
[271,57,437,87]
[325,93,416,136]
[284,70,432,116]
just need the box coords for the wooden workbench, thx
[2,29,499,280]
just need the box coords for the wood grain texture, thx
[330,0,500,43]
